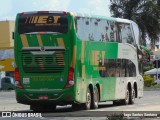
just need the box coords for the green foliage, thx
[144,84,160,89]
[143,66,154,73]
[143,74,154,87]
[110,0,160,46]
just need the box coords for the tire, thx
[122,89,129,105]
[83,88,91,110]
[91,86,99,109]
[129,88,135,104]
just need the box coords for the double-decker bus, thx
[14,11,144,111]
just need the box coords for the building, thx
[0,21,15,73]
[0,21,15,48]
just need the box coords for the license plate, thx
[23,78,30,84]
[38,96,48,100]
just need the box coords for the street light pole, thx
[155,46,158,82]
[156,60,158,81]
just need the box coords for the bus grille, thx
[22,51,65,73]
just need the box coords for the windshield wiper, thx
[24,31,62,35]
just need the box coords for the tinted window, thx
[99,59,136,77]
[75,17,136,45]
[107,59,117,77]
[128,60,136,77]
[76,17,117,42]
[18,13,68,34]
[132,22,140,45]
[121,59,127,77]
[116,23,135,45]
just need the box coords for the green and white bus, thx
[14,11,144,111]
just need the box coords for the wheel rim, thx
[132,89,135,102]
[126,90,129,104]
[94,88,99,107]
[86,90,91,109]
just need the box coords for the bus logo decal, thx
[40,46,45,52]
[25,16,61,25]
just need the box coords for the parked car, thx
[0,77,15,90]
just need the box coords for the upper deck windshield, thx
[18,12,68,34]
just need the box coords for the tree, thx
[110,0,160,47]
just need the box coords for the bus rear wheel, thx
[122,89,129,105]
[83,88,91,110]
[129,88,135,104]
[91,86,99,109]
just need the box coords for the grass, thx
[144,84,160,89]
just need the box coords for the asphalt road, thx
[0,89,160,119]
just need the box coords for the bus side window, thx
[108,21,117,42]
[121,59,126,77]
[121,59,129,77]
[139,61,143,75]
[132,22,140,45]
[128,60,136,77]
[99,59,108,77]
[121,59,136,77]
[99,59,122,78]
[99,59,116,77]
[116,59,121,77]
[117,22,135,45]
[138,54,143,75]
[116,22,122,43]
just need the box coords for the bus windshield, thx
[18,13,68,34]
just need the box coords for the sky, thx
[0,0,111,20]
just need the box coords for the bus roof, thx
[17,11,133,24]
[73,12,115,21]
[70,12,132,23]
[115,18,132,23]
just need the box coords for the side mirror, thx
[12,32,14,39]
